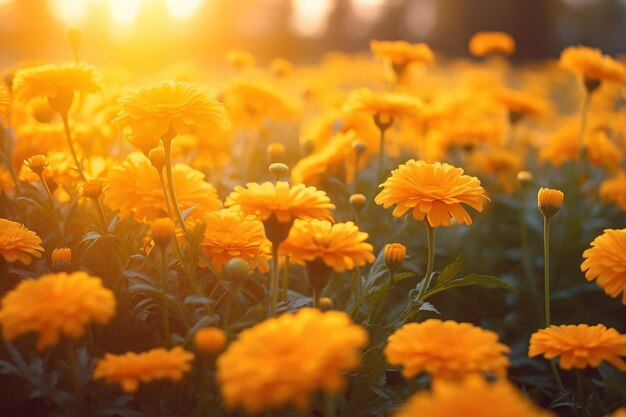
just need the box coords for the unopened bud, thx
[269,163,289,181]
[149,147,166,172]
[384,243,406,271]
[151,217,175,248]
[51,247,72,271]
[538,188,564,218]
[349,193,367,212]
[318,297,334,311]
[81,179,104,199]
[194,327,227,355]
[25,154,47,176]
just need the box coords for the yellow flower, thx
[0,272,116,350]
[217,308,368,413]
[469,31,516,57]
[226,48,255,70]
[600,170,626,211]
[393,376,553,417]
[342,88,422,123]
[270,58,293,77]
[529,324,626,371]
[114,81,229,144]
[151,217,175,249]
[81,178,105,199]
[375,160,489,227]
[385,319,510,380]
[370,40,435,66]
[198,209,271,273]
[493,88,550,120]
[13,122,67,167]
[539,123,579,167]
[222,80,299,126]
[469,148,524,194]
[537,188,564,218]
[560,46,626,84]
[585,129,622,169]
[103,152,221,224]
[224,181,335,224]
[0,168,15,197]
[281,219,375,272]
[0,218,44,265]
[291,131,355,185]
[194,327,227,355]
[93,346,194,393]
[581,229,626,304]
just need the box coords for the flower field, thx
[0,18,626,417]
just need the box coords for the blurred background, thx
[0,0,625,69]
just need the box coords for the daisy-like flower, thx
[493,88,550,120]
[342,88,422,124]
[0,272,116,350]
[375,160,489,227]
[93,346,194,393]
[560,46,626,85]
[12,63,103,114]
[103,152,221,224]
[114,81,229,144]
[385,319,510,380]
[291,131,356,185]
[529,324,626,371]
[281,219,375,273]
[581,229,626,304]
[370,40,435,67]
[217,308,368,413]
[600,170,626,211]
[0,218,44,265]
[469,31,516,57]
[198,209,271,273]
[393,375,553,417]
[224,181,335,224]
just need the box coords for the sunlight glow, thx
[48,0,88,24]
[108,0,143,24]
[165,0,204,20]
[350,0,386,22]
[290,0,336,38]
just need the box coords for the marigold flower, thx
[222,80,299,126]
[51,247,72,271]
[370,40,435,66]
[114,81,229,143]
[384,243,406,270]
[81,178,105,199]
[103,153,221,223]
[217,308,368,413]
[493,88,550,120]
[537,188,564,218]
[24,154,48,176]
[270,58,293,77]
[0,218,44,265]
[225,181,334,224]
[581,229,626,304]
[281,219,375,272]
[560,46,626,85]
[393,375,553,417]
[226,48,255,70]
[375,160,489,227]
[151,217,175,248]
[600,171,626,211]
[342,88,422,124]
[0,272,116,350]
[385,319,509,380]
[198,210,271,273]
[469,31,516,57]
[291,131,355,185]
[194,327,227,355]
[0,169,15,197]
[529,324,626,371]
[93,346,194,393]
[267,142,286,163]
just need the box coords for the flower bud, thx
[384,243,406,271]
[517,170,533,187]
[3,69,15,92]
[318,297,334,311]
[352,140,367,156]
[194,327,227,355]
[149,147,166,172]
[51,247,72,271]
[151,217,175,248]
[269,163,289,181]
[302,139,315,156]
[538,188,564,218]
[224,257,249,283]
[267,142,286,163]
[25,154,47,176]
[81,179,104,199]
[349,193,367,212]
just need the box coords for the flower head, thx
[0,218,44,265]
[537,188,564,218]
[93,346,194,392]
[194,327,227,355]
[493,88,550,120]
[600,171,626,211]
[385,319,510,380]
[151,217,175,248]
[560,46,626,85]
[469,31,516,57]
[0,272,116,350]
[384,243,406,270]
[581,229,626,304]
[375,160,489,227]
[343,88,422,124]
[222,80,299,126]
[529,324,626,371]
[51,247,72,271]
[370,40,435,66]
[393,376,553,417]
[226,48,255,70]
[217,308,368,413]
[114,81,229,143]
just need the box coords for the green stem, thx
[162,139,189,236]
[577,370,587,417]
[282,255,289,302]
[519,187,535,299]
[65,342,82,406]
[416,223,435,300]
[160,246,172,347]
[95,198,107,233]
[543,216,551,327]
[324,392,335,417]
[376,127,387,183]
[576,89,592,168]
[157,168,173,218]
[38,173,66,245]
[271,243,280,316]
[61,113,86,180]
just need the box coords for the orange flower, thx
[0,218,44,265]
[291,131,355,185]
[375,160,489,227]
[280,219,375,272]
[560,46,626,84]
[469,31,516,57]
[226,48,255,70]
[599,171,626,211]
[93,347,194,392]
[581,229,626,304]
[493,88,550,120]
[529,324,626,371]
[342,88,422,123]
[385,319,510,380]
[0,168,15,197]
[370,40,435,66]
[0,272,116,350]
[222,80,299,126]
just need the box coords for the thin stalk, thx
[95,198,107,232]
[38,173,66,245]
[160,246,172,347]
[577,371,588,417]
[519,187,535,298]
[271,244,280,316]
[543,216,551,327]
[61,113,86,180]
[376,127,387,183]
[162,139,189,236]
[416,223,436,301]
[157,168,173,218]
[313,287,320,308]
[576,90,592,164]
[281,255,290,302]
[65,342,82,405]
[324,392,335,417]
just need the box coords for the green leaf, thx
[423,273,515,299]
[436,254,463,286]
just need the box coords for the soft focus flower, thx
[600,170,626,211]
[493,88,550,120]
[222,80,299,126]
[581,229,626,304]
[385,319,510,380]
[114,81,229,144]
[225,181,334,224]
[194,327,227,355]
[81,178,105,199]
[151,217,175,249]
[560,46,626,85]
[0,84,10,124]
[93,346,194,392]
[537,188,564,218]
[217,308,368,413]
[384,243,406,270]
[270,58,293,77]
[51,247,72,271]
[605,409,626,417]
[343,88,422,124]
[25,154,48,176]
[0,169,15,197]
[0,218,44,265]
[291,131,355,185]
[0,272,116,350]
[103,153,221,223]
[226,48,255,70]
[393,375,553,417]
[198,209,271,273]
[370,40,435,67]
[529,324,626,371]
[281,219,375,272]
[375,160,489,227]
[469,31,515,57]
[585,129,622,169]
